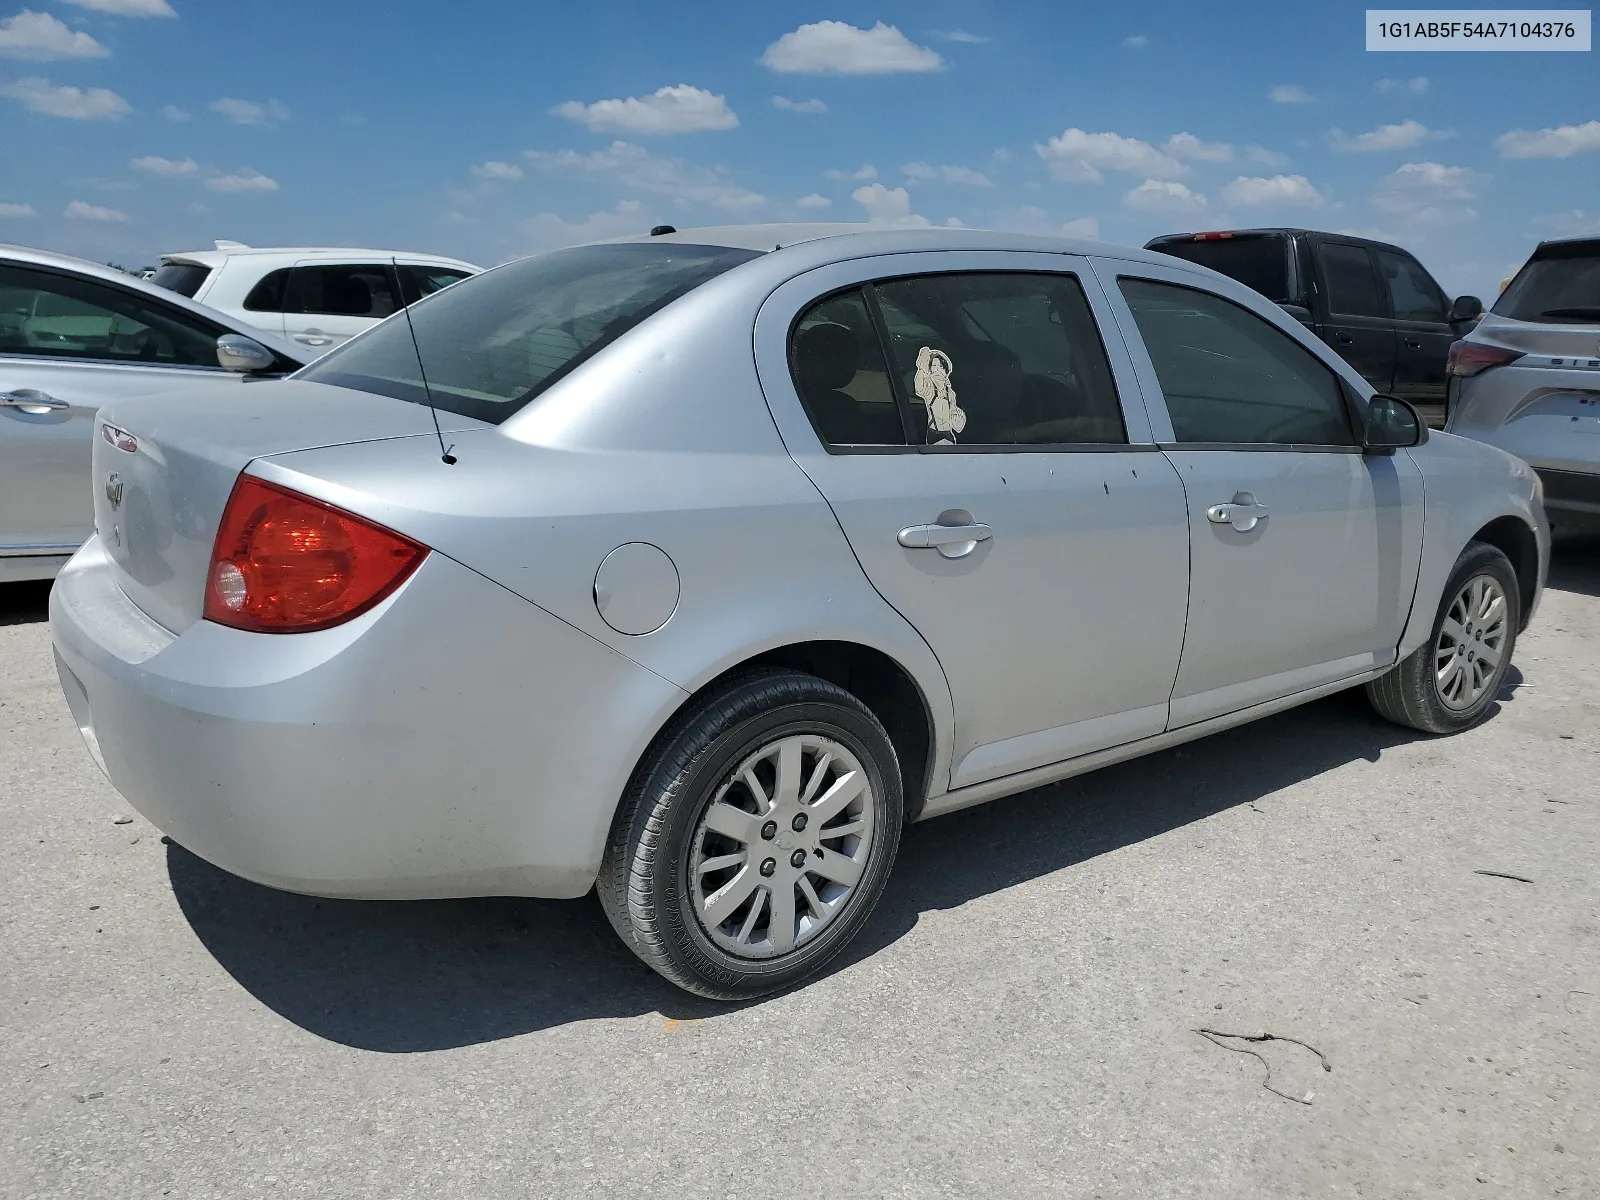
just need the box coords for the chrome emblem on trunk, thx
[105,472,123,510]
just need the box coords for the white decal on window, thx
[914,346,966,442]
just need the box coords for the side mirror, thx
[216,333,277,373]
[1363,394,1425,454]
[1449,294,1484,324]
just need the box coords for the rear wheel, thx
[597,669,903,998]
[1365,541,1519,734]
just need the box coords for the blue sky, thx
[2,0,1596,298]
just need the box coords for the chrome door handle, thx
[0,389,69,413]
[898,520,992,559]
[293,330,333,346]
[1206,494,1269,532]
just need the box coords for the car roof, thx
[160,245,481,271]
[0,241,309,364]
[600,222,1185,269]
[1145,226,1425,256]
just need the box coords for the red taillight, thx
[1447,339,1524,378]
[203,475,427,633]
[1191,231,1236,241]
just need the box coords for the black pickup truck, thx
[1146,228,1483,426]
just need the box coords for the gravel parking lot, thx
[3,538,1596,1199]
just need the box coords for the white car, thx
[150,242,479,356]
[2,244,306,582]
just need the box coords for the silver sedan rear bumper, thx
[49,536,684,900]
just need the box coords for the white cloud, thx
[470,160,523,182]
[1123,179,1208,213]
[796,192,831,209]
[1531,209,1600,237]
[901,162,992,186]
[553,84,738,135]
[825,164,877,182]
[130,154,197,175]
[1163,132,1234,163]
[1371,161,1486,224]
[525,141,765,211]
[1332,119,1442,152]
[1036,127,1185,182]
[772,95,827,113]
[0,201,37,218]
[1495,120,1600,159]
[934,29,988,44]
[761,20,943,75]
[62,0,174,14]
[1124,34,1149,48]
[852,182,931,225]
[1377,76,1429,94]
[0,76,128,118]
[1245,145,1290,167]
[161,104,190,121]
[0,11,109,59]
[1268,84,1312,104]
[1221,173,1325,208]
[990,205,1101,239]
[64,199,127,221]
[209,97,290,126]
[522,199,646,250]
[204,168,277,193]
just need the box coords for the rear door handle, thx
[293,330,333,346]
[1206,493,1269,532]
[0,388,69,413]
[1403,338,1422,349]
[1333,332,1355,345]
[898,520,992,559]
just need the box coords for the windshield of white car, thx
[296,243,762,423]
[1494,244,1600,325]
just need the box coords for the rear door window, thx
[1320,243,1386,318]
[0,263,221,366]
[1119,277,1355,447]
[286,265,400,319]
[149,262,211,299]
[868,272,1126,446]
[1377,250,1449,322]
[1147,236,1291,303]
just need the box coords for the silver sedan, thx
[50,225,1548,997]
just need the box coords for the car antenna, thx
[393,256,456,465]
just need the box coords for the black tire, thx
[1365,540,1520,734]
[596,668,904,999]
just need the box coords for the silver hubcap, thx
[1435,573,1508,711]
[689,733,876,960]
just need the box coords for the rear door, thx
[1312,238,1397,393]
[1376,248,1455,423]
[756,251,1191,790]
[0,260,247,560]
[282,261,402,354]
[1103,260,1423,726]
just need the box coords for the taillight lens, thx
[1447,339,1524,378]
[204,475,427,633]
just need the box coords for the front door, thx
[757,253,1191,789]
[1377,248,1456,424]
[1108,267,1423,726]
[1314,239,1398,394]
[0,260,242,559]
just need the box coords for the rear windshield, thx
[297,243,761,424]
[150,262,210,298]
[1494,242,1600,324]
[1147,236,1291,303]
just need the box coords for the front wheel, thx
[1366,540,1519,734]
[597,669,904,998]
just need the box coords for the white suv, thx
[151,242,479,356]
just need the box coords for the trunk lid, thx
[93,379,480,634]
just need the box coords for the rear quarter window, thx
[150,262,211,299]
